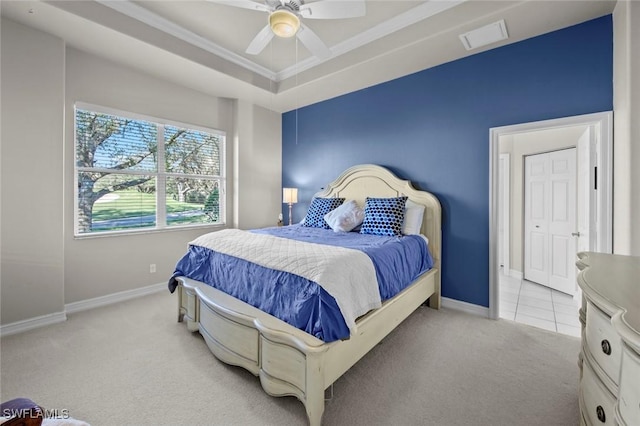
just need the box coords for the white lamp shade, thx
[283,187,298,204]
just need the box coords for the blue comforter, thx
[169,225,433,342]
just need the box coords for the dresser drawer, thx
[585,302,622,385]
[581,358,617,425]
[618,345,640,425]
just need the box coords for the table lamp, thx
[282,188,298,225]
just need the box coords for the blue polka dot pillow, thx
[301,197,346,229]
[360,196,408,236]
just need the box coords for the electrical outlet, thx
[149,263,156,273]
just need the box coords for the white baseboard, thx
[0,311,67,337]
[65,282,166,314]
[2,283,167,337]
[442,297,489,318]
[4,285,489,336]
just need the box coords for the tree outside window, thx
[75,105,225,235]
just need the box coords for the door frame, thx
[488,111,612,320]
[499,153,510,273]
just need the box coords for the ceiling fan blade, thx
[297,23,331,59]
[207,0,271,13]
[299,0,366,19]
[246,24,275,55]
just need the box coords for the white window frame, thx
[74,102,226,237]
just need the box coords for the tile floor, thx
[499,269,581,338]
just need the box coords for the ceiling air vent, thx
[459,19,509,51]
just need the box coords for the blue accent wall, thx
[282,16,613,308]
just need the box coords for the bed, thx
[169,164,442,425]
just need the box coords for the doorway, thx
[488,112,613,331]
[524,148,576,295]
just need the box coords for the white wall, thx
[1,19,65,324]
[1,18,282,326]
[63,47,237,304]
[613,0,640,256]
[233,100,282,230]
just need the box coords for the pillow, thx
[360,196,408,237]
[301,197,345,228]
[402,199,425,235]
[324,199,365,232]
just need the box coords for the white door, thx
[524,154,549,285]
[524,148,577,294]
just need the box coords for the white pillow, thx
[402,199,425,235]
[324,199,364,232]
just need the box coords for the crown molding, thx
[276,0,465,81]
[96,0,278,81]
[97,0,467,85]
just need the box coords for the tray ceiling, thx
[1,1,616,112]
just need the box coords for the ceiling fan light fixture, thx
[269,9,300,38]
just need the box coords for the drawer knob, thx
[596,405,606,423]
[601,339,611,356]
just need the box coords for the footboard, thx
[177,277,328,424]
[177,281,199,332]
[175,267,439,426]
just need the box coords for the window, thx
[74,103,225,236]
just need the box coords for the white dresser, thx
[576,252,640,426]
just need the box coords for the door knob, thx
[572,232,581,237]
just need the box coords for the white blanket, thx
[190,229,382,334]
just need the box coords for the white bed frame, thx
[174,164,442,425]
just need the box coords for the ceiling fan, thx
[210,0,366,59]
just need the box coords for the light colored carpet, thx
[1,291,580,425]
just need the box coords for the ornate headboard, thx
[314,164,442,266]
